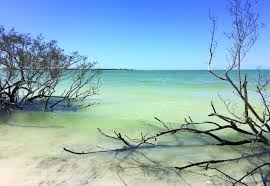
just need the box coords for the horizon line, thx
[98,68,270,71]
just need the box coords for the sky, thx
[0,0,269,70]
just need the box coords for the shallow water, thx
[0,70,268,185]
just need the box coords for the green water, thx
[0,70,268,185]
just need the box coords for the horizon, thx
[0,0,270,70]
[97,68,270,71]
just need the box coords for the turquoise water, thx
[0,70,268,185]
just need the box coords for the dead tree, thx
[0,26,100,111]
[64,0,270,185]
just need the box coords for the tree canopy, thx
[0,26,99,111]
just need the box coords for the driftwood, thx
[64,0,270,185]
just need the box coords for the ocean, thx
[0,70,268,185]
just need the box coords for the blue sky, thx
[0,0,269,70]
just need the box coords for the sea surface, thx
[0,70,268,185]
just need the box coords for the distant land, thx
[95,68,134,71]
